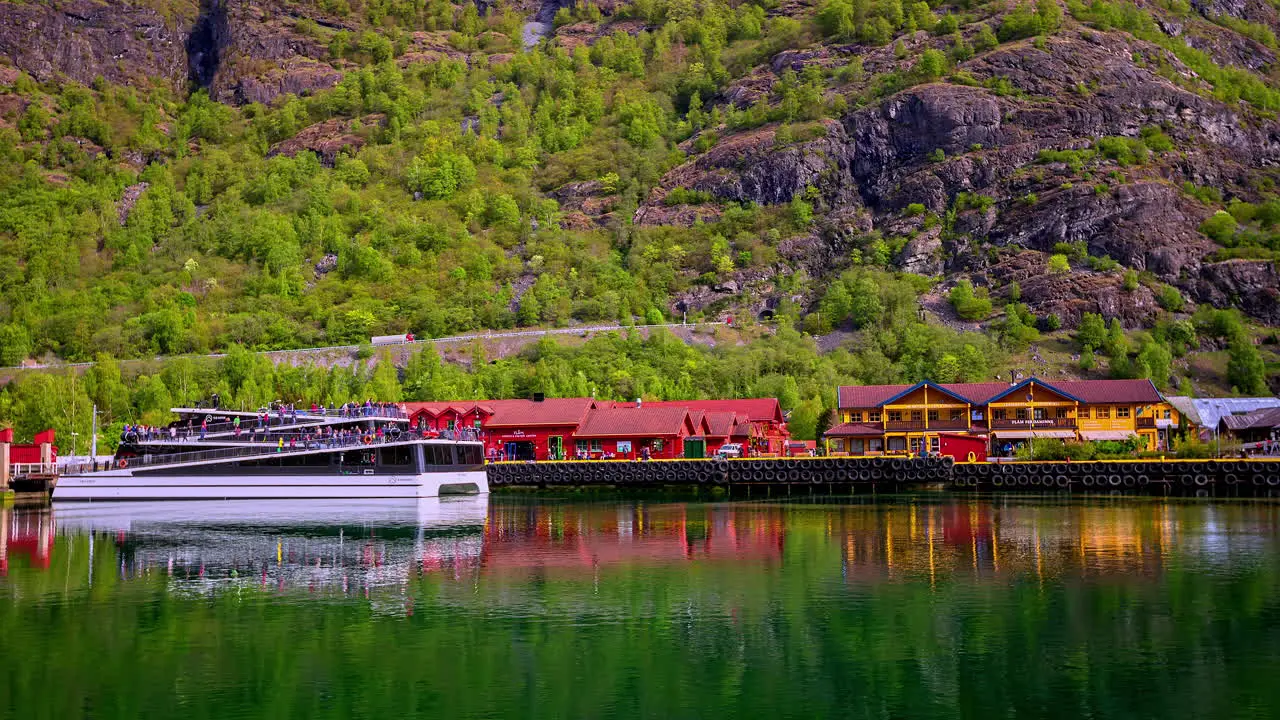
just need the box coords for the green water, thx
[3,495,1280,719]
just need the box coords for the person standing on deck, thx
[233,416,241,438]
[200,419,207,441]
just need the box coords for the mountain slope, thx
[0,0,1274,396]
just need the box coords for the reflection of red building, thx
[0,509,54,575]
[480,504,785,575]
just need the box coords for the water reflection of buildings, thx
[834,500,1280,582]
[3,499,1278,596]
[0,507,54,575]
[481,504,786,575]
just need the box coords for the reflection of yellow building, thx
[827,378,1175,454]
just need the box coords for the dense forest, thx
[0,0,1276,444]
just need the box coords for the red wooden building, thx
[401,396,789,461]
[404,402,494,433]
[571,406,710,460]
[938,433,988,462]
[402,398,598,461]
[0,428,57,464]
[602,399,789,456]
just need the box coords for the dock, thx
[488,456,1280,494]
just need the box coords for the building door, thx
[685,439,705,459]
[548,436,564,460]
[505,442,536,461]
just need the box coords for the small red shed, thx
[938,433,987,462]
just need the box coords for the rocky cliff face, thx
[0,0,194,92]
[0,0,346,104]
[641,28,1280,326]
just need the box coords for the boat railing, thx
[133,407,410,441]
[103,436,401,472]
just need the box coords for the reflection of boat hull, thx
[52,496,490,531]
[52,470,489,501]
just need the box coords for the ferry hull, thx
[52,470,489,501]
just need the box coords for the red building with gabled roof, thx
[400,395,790,461]
[404,402,495,433]
[601,399,789,456]
[572,405,709,459]
[402,397,597,461]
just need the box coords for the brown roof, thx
[824,422,886,437]
[837,385,912,408]
[1053,379,1163,404]
[612,399,785,424]
[575,406,695,438]
[938,382,1011,404]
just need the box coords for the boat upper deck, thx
[165,406,408,438]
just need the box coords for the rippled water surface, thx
[3,495,1280,719]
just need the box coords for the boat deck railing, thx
[131,407,411,441]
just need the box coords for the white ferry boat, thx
[54,406,489,501]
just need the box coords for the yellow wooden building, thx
[826,378,1174,456]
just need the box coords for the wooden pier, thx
[488,456,1280,494]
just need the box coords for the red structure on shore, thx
[401,397,790,460]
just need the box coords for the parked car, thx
[717,443,744,458]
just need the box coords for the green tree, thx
[0,324,31,366]
[406,151,477,199]
[1103,318,1128,358]
[1136,340,1172,388]
[1122,269,1138,291]
[1227,340,1267,395]
[819,282,853,328]
[517,293,542,327]
[948,280,993,321]
[847,275,885,329]
[84,354,132,422]
[369,354,402,402]
[1199,210,1238,244]
[974,23,999,51]
[917,49,947,81]
[1077,313,1106,350]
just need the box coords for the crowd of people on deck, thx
[118,399,453,452]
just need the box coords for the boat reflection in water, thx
[39,498,489,604]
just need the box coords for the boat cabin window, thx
[458,445,482,465]
[379,446,415,468]
[426,445,454,466]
